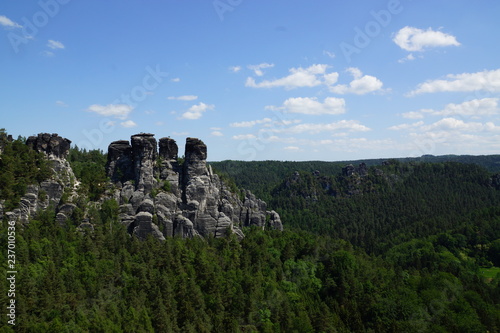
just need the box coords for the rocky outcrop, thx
[5,133,77,224]
[342,163,368,177]
[26,133,71,159]
[107,134,283,240]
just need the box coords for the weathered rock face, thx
[26,133,71,158]
[106,140,133,182]
[5,134,77,224]
[107,134,283,240]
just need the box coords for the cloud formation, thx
[0,15,21,28]
[87,104,133,120]
[47,40,65,50]
[267,97,346,115]
[393,26,460,52]
[245,64,328,89]
[120,120,137,128]
[408,69,500,95]
[247,63,274,76]
[230,118,272,128]
[329,68,384,95]
[263,120,370,134]
[168,95,198,101]
[180,102,214,120]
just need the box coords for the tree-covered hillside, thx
[1,133,500,332]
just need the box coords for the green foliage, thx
[68,146,107,201]
[2,135,500,331]
[162,180,171,192]
[0,130,52,210]
[2,214,499,332]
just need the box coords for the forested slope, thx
[1,132,500,332]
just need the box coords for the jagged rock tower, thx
[107,134,283,240]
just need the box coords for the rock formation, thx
[26,133,71,159]
[107,134,283,240]
[4,132,282,240]
[6,133,77,224]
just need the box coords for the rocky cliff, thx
[4,133,78,225]
[106,134,283,240]
[3,132,282,240]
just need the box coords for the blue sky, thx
[1,0,500,161]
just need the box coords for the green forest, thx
[1,133,500,332]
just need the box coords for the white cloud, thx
[324,72,339,86]
[389,121,424,131]
[232,134,257,140]
[179,102,214,120]
[171,78,180,82]
[0,15,21,28]
[42,51,54,57]
[393,26,460,52]
[47,40,65,50]
[230,118,272,128]
[408,69,500,96]
[56,100,68,107]
[229,66,241,73]
[120,120,137,128]
[247,63,274,76]
[264,120,370,134]
[211,131,224,137]
[267,97,346,115]
[402,111,425,119]
[432,98,500,117]
[329,68,384,95]
[284,146,301,151]
[398,53,417,63]
[245,64,329,89]
[168,95,198,101]
[421,118,500,132]
[87,104,133,120]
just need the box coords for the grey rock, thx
[159,137,178,160]
[157,212,174,237]
[267,210,284,231]
[132,212,165,241]
[26,133,71,158]
[58,203,76,216]
[77,222,95,232]
[106,140,134,182]
[106,134,283,240]
[129,191,145,211]
[40,180,63,207]
[131,133,157,192]
[137,199,155,214]
[120,183,135,204]
[174,215,201,238]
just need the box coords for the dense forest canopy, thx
[1,130,499,332]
